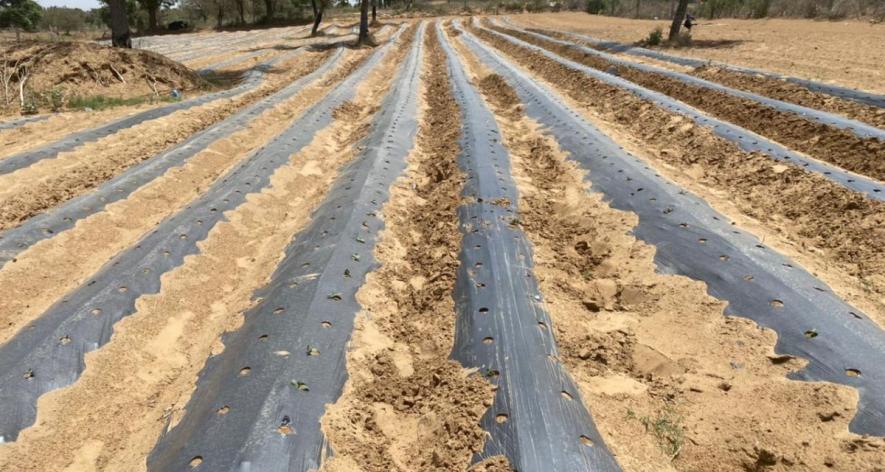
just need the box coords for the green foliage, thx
[627,406,685,460]
[645,26,662,45]
[0,0,44,32]
[98,0,142,29]
[41,7,87,34]
[67,94,174,111]
[47,87,64,111]
[748,0,770,18]
[586,0,605,13]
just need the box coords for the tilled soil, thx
[322,28,496,472]
[0,50,338,232]
[453,31,885,470]
[0,16,883,472]
[510,12,885,95]
[528,27,885,129]
[469,24,885,329]
[0,25,415,472]
[489,24,885,182]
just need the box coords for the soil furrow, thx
[0,50,331,231]
[0,48,352,347]
[463,14,885,435]
[0,29,402,442]
[467,22,885,329]
[0,48,343,265]
[0,25,412,472]
[487,22,885,182]
[321,24,497,472]
[440,23,621,470]
[526,26,885,126]
[146,23,423,472]
[452,25,885,471]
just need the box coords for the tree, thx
[356,0,369,45]
[107,0,132,47]
[371,0,376,23]
[262,0,275,21]
[668,0,688,41]
[310,0,325,36]
[137,0,174,31]
[41,7,87,35]
[0,0,43,41]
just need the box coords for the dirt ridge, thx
[321,26,499,472]
[529,27,885,129]
[469,24,885,328]
[454,32,885,471]
[490,23,885,182]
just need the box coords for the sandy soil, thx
[0,50,337,232]
[0,27,414,472]
[488,22,885,182]
[0,17,882,472]
[523,27,885,128]
[510,12,885,95]
[322,29,496,472]
[0,41,207,116]
[453,25,885,472]
[470,24,885,329]
[0,48,369,346]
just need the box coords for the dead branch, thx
[108,63,126,84]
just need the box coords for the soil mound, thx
[0,41,208,114]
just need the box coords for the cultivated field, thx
[0,13,883,472]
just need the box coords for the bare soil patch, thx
[510,12,885,95]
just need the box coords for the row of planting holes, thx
[479,31,868,382]
[186,95,415,468]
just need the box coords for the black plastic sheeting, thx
[0,115,50,131]
[438,24,623,471]
[0,47,341,268]
[0,26,405,444]
[507,19,885,110]
[456,21,885,437]
[0,56,272,177]
[476,22,885,201]
[146,22,423,472]
[494,20,885,142]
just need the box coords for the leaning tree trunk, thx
[668,0,689,41]
[109,0,132,48]
[357,0,370,45]
[311,0,324,36]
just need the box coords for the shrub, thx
[586,0,605,14]
[646,26,663,46]
[47,88,64,112]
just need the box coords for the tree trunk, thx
[311,0,324,36]
[217,4,224,27]
[357,0,369,45]
[108,0,132,48]
[148,6,159,31]
[310,5,323,37]
[668,0,689,41]
[264,0,274,22]
[236,0,245,24]
[371,0,376,24]
[634,0,641,17]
